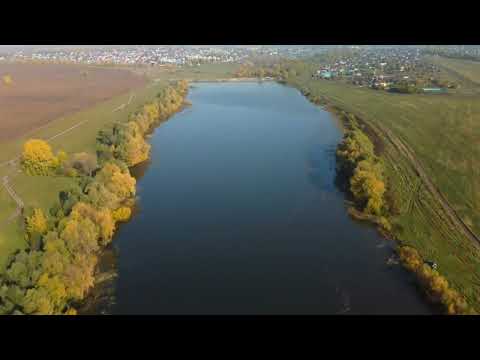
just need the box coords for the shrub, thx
[398,246,474,314]
[68,152,98,176]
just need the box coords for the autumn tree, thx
[397,246,474,315]
[25,208,48,250]
[112,122,151,167]
[70,202,115,245]
[350,161,385,216]
[21,139,59,175]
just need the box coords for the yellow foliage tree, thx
[37,273,67,309]
[26,208,48,237]
[350,168,385,215]
[21,139,59,175]
[70,202,115,245]
[97,163,136,199]
[115,122,151,166]
[398,246,473,315]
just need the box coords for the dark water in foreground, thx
[83,82,433,315]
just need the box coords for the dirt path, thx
[1,175,23,224]
[112,92,135,113]
[47,119,91,142]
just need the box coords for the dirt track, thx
[358,115,480,247]
[0,63,146,141]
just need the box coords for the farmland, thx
[132,62,239,81]
[0,63,147,141]
[427,55,480,88]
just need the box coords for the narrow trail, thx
[112,92,135,113]
[47,119,90,142]
[1,175,23,225]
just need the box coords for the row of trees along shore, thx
[0,80,189,315]
[335,111,474,315]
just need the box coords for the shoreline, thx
[78,93,190,315]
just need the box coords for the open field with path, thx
[0,63,147,141]
[427,56,480,87]
[0,68,168,269]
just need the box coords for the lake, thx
[84,81,433,315]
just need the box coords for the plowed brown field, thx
[0,63,146,141]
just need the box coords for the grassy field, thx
[134,62,240,82]
[287,72,480,309]
[428,56,480,88]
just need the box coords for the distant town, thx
[0,45,324,66]
[2,45,480,95]
[313,47,456,93]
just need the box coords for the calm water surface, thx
[86,82,433,314]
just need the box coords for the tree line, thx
[398,246,475,314]
[335,113,390,230]
[0,80,188,315]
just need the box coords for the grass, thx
[136,62,240,82]
[0,77,170,267]
[428,55,480,87]
[287,72,480,310]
